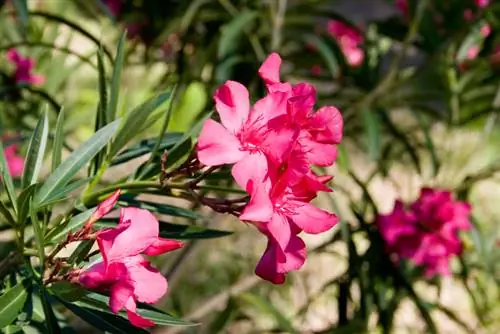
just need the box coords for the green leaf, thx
[107,31,127,123]
[12,0,29,30]
[45,209,94,244]
[95,219,232,240]
[40,177,92,207]
[208,298,238,333]
[17,184,38,229]
[118,198,199,219]
[51,108,65,172]
[39,289,61,333]
[111,133,183,166]
[22,108,49,188]
[76,291,195,327]
[239,293,297,334]
[303,34,340,78]
[55,295,147,334]
[218,10,258,59]
[0,280,30,328]
[48,282,86,303]
[34,120,121,207]
[168,82,207,132]
[30,201,45,264]
[362,109,381,161]
[0,143,18,213]
[109,92,171,158]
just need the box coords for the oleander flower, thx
[377,188,472,277]
[6,49,44,85]
[327,20,364,67]
[79,201,183,328]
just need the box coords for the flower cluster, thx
[377,188,472,277]
[78,191,183,328]
[197,53,343,284]
[327,20,364,68]
[6,49,44,85]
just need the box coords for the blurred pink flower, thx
[103,0,122,16]
[476,0,490,8]
[377,188,472,277]
[6,49,44,85]
[4,141,24,178]
[79,207,183,327]
[327,20,364,67]
[395,0,409,18]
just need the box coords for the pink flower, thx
[3,140,24,178]
[377,188,472,277]
[6,49,44,85]
[327,20,364,67]
[79,203,183,328]
[196,52,343,284]
[103,0,122,16]
[395,0,409,18]
[476,0,490,8]
[197,80,296,182]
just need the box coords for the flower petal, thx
[240,179,273,223]
[197,119,245,166]
[214,81,250,133]
[125,298,155,328]
[143,238,184,256]
[258,52,282,86]
[231,153,268,190]
[307,106,343,144]
[125,256,168,304]
[109,280,134,314]
[89,190,121,225]
[291,203,338,234]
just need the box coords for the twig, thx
[271,0,287,51]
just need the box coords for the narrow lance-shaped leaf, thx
[34,119,121,207]
[0,143,18,213]
[0,280,31,328]
[52,108,65,172]
[22,107,49,188]
[109,92,171,158]
[39,288,62,333]
[107,31,127,123]
[218,10,258,59]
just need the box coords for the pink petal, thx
[124,256,168,304]
[260,127,298,165]
[7,155,24,178]
[6,49,21,63]
[97,208,159,263]
[301,136,338,167]
[255,234,306,284]
[214,81,250,133]
[308,106,343,144]
[258,52,282,86]
[240,179,273,222]
[251,91,288,121]
[290,202,338,234]
[125,298,155,328]
[79,262,108,289]
[197,119,245,166]
[264,213,292,260]
[88,190,121,225]
[231,152,268,190]
[110,280,134,313]
[143,238,184,256]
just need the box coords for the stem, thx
[270,0,287,51]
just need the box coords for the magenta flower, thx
[103,0,122,16]
[3,140,24,178]
[197,52,343,284]
[377,188,472,277]
[476,0,490,8]
[327,20,364,67]
[6,49,44,85]
[79,201,183,328]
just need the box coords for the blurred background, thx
[2,0,500,333]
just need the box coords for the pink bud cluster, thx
[197,53,343,284]
[377,188,472,277]
[78,191,183,328]
[6,49,44,85]
[2,135,24,178]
